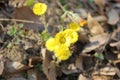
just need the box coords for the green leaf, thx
[23,72,28,78]
[18,23,23,29]
[7,43,12,48]
[36,63,43,72]
[14,37,20,44]
[7,26,17,36]
[26,0,34,6]
[60,0,67,5]
[41,31,51,41]
[94,53,104,60]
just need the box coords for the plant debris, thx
[0,0,120,80]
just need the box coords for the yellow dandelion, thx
[55,45,71,61]
[33,3,47,16]
[45,38,57,51]
[68,22,80,31]
[64,29,78,44]
[55,31,70,47]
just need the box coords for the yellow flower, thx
[55,31,70,47]
[45,38,57,51]
[68,22,80,31]
[33,3,47,16]
[64,29,78,44]
[55,45,71,60]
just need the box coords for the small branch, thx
[0,18,42,24]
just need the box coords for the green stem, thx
[56,0,77,22]
[41,15,48,32]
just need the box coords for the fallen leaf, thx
[9,0,26,7]
[115,67,120,78]
[93,75,111,80]
[78,31,89,43]
[42,60,56,80]
[28,58,34,67]
[75,54,95,71]
[93,16,107,22]
[5,61,25,73]
[94,0,106,8]
[113,3,120,8]
[14,6,44,31]
[75,8,88,18]
[87,13,104,36]
[6,46,27,62]
[62,69,79,75]
[27,69,37,80]
[93,66,116,76]
[94,0,107,14]
[111,27,120,41]
[75,55,84,70]
[112,59,120,65]
[82,33,109,53]
[0,54,4,75]
[41,48,56,80]
[62,63,78,75]
[107,9,119,25]
[78,74,90,80]
[110,41,120,47]
[117,53,120,59]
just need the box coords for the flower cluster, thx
[46,22,80,61]
[32,3,47,16]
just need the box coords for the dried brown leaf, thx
[111,27,120,41]
[78,31,89,42]
[62,64,78,75]
[62,69,78,75]
[5,61,25,73]
[0,54,4,75]
[107,9,119,25]
[94,16,107,22]
[94,0,106,8]
[76,55,94,71]
[41,48,56,80]
[82,33,109,53]
[93,75,111,80]
[14,6,44,31]
[42,60,56,80]
[87,13,104,36]
[117,53,120,59]
[48,61,56,80]
[93,66,116,76]
[78,74,90,80]
[9,0,26,7]
[27,69,37,80]
[110,41,120,47]
[28,58,34,67]
[75,55,84,70]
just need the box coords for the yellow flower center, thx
[59,37,66,43]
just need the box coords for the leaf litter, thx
[0,0,120,80]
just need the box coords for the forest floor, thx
[0,0,120,80]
